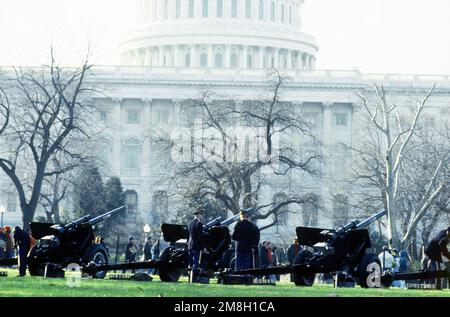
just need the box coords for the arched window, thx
[215,53,223,67]
[258,0,264,20]
[333,194,349,227]
[273,192,289,227]
[247,55,253,68]
[185,53,191,67]
[200,53,208,67]
[302,193,320,227]
[230,53,238,68]
[125,190,138,213]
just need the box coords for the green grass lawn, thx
[0,269,449,297]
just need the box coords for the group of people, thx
[0,226,14,260]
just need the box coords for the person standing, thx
[123,237,138,273]
[424,227,450,289]
[0,227,6,259]
[143,237,153,261]
[187,207,206,273]
[13,226,30,277]
[4,226,14,259]
[232,210,260,270]
[287,238,302,265]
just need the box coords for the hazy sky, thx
[1,0,449,74]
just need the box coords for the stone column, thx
[310,56,316,70]
[287,50,292,69]
[274,48,279,69]
[305,54,311,70]
[259,46,265,68]
[207,45,214,67]
[142,98,153,177]
[190,44,197,67]
[241,45,248,69]
[224,44,231,68]
[173,45,180,67]
[111,97,123,175]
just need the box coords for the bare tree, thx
[0,51,97,227]
[353,84,449,248]
[153,72,321,230]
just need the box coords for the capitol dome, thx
[120,0,318,70]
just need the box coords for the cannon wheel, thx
[158,247,183,282]
[358,253,382,288]
[82,244,109,279]
[293,250,316,286]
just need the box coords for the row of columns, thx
[122,45,316,70]
[137,0,303,29]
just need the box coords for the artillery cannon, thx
[155,212,243,282]
[26,206,126,278]
[223,208,387,288]
[291,208,387,287]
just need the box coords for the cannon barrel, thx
[335,208,386,234]
[88,206,127,226]
[220,213,241,227]
[63,215,92,230]
[355,208,387,230]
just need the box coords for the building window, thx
[270,1,275,21]
[154,108,170,125]
[333,194,349,227]
[289,5,292,24]
[164,0,169,19]
[99,110,108,122]
[281,3,285,23]
[230,53,238,68]
[216,0,223,17]
[122,140,141,171]
[302,193,320,227]
[334,113,348,127]
[245,0,251,18]
[423,116,436,128]
[247,55,252,68]
[231,0,237,18]
[258,0,264,20]
[273,193,289,231]
[176,0,181,18]
[7,192,17,213]
[125,190,138,213]
[185,53,191,67]
[202,0,208,17]
[215,53,223,67]
[304,112,319,128]
[98,139,112,175]
[127,110,140,124]
[200,53,208,67]
[188,0,194,17]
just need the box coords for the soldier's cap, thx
[193,207,205,215]
[239,208,252,216]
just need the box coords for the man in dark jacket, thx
[123,237,138,273]
[187,207,206,270]
[424,227,450,289]
[13,226,30,277]
[287,238,302,265]
[232,210,260,270]
[143,237,153,261]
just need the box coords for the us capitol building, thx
[2,0,450,242]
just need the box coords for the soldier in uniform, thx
[187,207,206,271]
[13,226,31,277]
[424,227,450,289]
[232,209,260,270]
